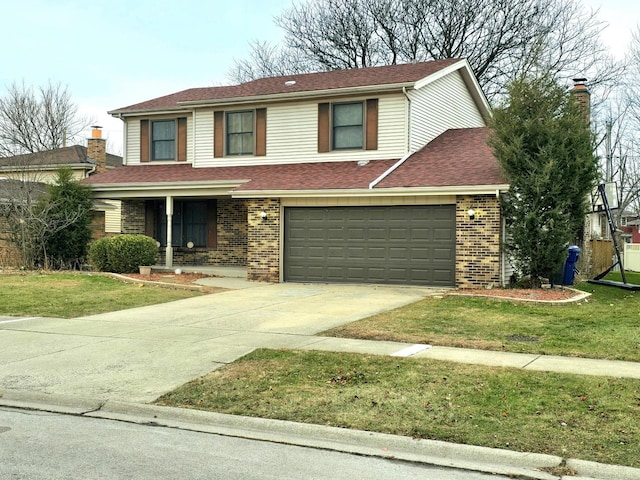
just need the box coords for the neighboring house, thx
[619,213,640,244]
[0,129,122,182]
[84,59,510,288]
[0,129,123,267]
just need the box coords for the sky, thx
[0,0,637,155]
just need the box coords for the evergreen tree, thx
[42,168,93,269]
[489,75,598,285]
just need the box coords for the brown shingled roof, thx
[84,129,505,193]
[83,160,399,191]
[376,128,507,188]
[0,145,122,169]
[110,59,461,114]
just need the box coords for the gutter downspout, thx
[403,86,411,152]
[192,109,196,163]
[118,114,127,166]
[369,87,413,190]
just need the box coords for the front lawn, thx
[0,272,202,318]
[158,348,640,468]
[322,278,640,362]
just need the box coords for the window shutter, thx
[206,199,217,248]
[317,103,330,152]
[140,119,150,162]
[365,99,378,150]
[214,111,224,158]
[255,108,267,156]
[177,117,187,161]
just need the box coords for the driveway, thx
[0,282,434,403]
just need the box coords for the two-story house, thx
[84,59,509,288]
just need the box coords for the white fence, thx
[624,243,640,272]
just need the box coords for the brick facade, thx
[119,198,248,267]
[456,195,502,288]
[121,200,146,234]
[0,216,20,267]
[247,198,280,282]
[113,195,504,288]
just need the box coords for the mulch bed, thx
[123,273,213,285]
[455,287,582,302]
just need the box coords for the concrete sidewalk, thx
[301,337,640,379]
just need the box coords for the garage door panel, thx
[284,205,455,286]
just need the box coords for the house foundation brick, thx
[247,198,280,282]
[0,216,20,267]
[121,200,146,234]
[456,195,502,288]
[120,198,248,267]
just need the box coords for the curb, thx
[2,389,639,480]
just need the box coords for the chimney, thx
[87,126,107,174]
[572,78,590,124]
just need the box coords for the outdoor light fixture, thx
[260,210,267,220]
[467,208,476,220]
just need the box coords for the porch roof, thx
[83,128,507,194]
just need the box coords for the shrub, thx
[88,234,157,273]
[88,237,111,272]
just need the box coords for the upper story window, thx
[332,102,363,150]
[139,118,187,163]
[226,111,254,155]
[318,99,377,153]
[214,109,266,158]
[151,120,176,160]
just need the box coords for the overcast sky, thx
[0,0,637,155]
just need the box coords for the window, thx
[226,111,254,155]
[318,100,376,153]
[153,200,214,247]
[332,102,363,150]
[151,120,176,160]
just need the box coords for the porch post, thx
[165,195,173,268]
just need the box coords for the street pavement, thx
[1,277,639,479]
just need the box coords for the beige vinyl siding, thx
[125,115,193,165]
[104,200,122,233]
[193,109,214,164]
[125,119,140,165]
[409,70,485,152]
[195,94,407,168]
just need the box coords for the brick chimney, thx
[572,78,590,124]
[87,126,107,174]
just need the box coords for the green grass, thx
[321,279,640,361]
[157,348,640,468]
[0,272,201,318]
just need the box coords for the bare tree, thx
[0,81,93,268]
[0,170,91,269]
[229,41,321,84]
[0,81,91,157]
[228,0,625,102]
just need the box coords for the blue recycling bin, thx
[562,245,580,285]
